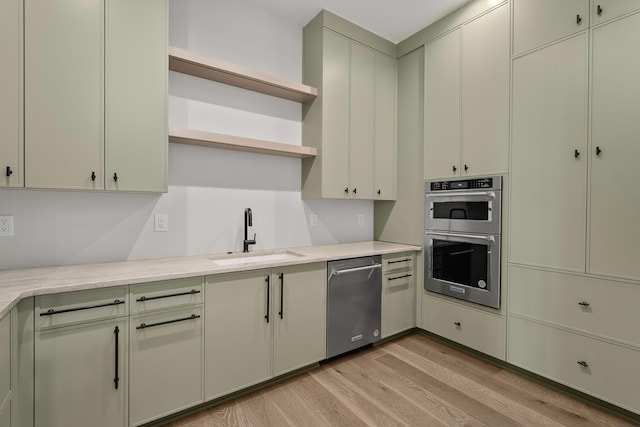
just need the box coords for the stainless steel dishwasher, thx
[326,256,382,359]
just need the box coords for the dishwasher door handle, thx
[332,264,382,276]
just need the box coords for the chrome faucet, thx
[243,208,256,252]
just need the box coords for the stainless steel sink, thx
[211,252,303,266]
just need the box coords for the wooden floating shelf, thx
[169,46,318,103]
[168,128,317,159]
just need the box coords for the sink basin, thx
[212,252,302,266]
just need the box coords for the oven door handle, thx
[426,191,495,198]
[427,232,495,242]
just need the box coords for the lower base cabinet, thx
[508,315,640,414]
[381,253,416,338]
[35,317,128,427]
[0,403,9,427]
[0,313,11,427]
[129,306,203,426]
[421,294,506,360]
[205,264,326,401]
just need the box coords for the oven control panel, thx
[428,177,498,192]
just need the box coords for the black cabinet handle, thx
[278,273,284,320]
[596,146,602,156]
[576,14,582,24]
[388,274,412,281]
[352,188,357,195]
[387,258,411,264]
[265,275,270,323]
[136,289,200,302]
[114,325,120,390]
[6,166,13,177]
[577,360,589,368]
[464,164,469,172]
[452,165,457,173]
[344,187,349,194]
[574,149,580,158]
[377,189,381,196]
[454,322,461,327]
[597,5,603,15]
[136,314,200,330]
[40,299,124,316]
[91,171,96,181]
[113,172,118,182]
[578,301,591,307]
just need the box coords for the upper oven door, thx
[425,189,501,234]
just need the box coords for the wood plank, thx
[169,127,317,159]
[169,46,317,103]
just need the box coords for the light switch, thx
[154,213,169,232]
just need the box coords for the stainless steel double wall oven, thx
[424,176,502,309]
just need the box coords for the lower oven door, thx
[424,231,501,309]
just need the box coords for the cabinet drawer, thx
[421,295,505,360]
[508,316,640,414]
[130,306,203,426]
[131,277,203,314]
[509,266,640,346]
[36,287,128,330]
[383,253,415,273]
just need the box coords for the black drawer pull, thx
[597,5,603,15]
[576,14,582,24]
[114,326,120,390]
[137,289,200,302]
[388,274,412,281]
[577,360,589,368]
[6,166,13,177]
[40,299,125,316]
[136,314,200,330]
[578,301,590,307]
[387,258,411,264]
[454,322,461,327]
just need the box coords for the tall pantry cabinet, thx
[24,0,167,192]
[0,0,23,188]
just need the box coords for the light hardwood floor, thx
[166,333,638,426]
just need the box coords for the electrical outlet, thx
[0,215,14,236]
[154,213,169,232]
[357,213,365,227]
[310,213,318,227]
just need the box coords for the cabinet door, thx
[321,29,350,198]
[273,264,326,377]
[130,306,203,426]
[589,12,640,280]
[461,4,509,177]
[0,0,23,188]
[424,29,461,179]
[205,270,272,400]
[349,42,374,199]
[35,318,127,427]
[0,314,10,409]
[25,0,103,190]
[592,0,640,25]
[510,34,588,272]
[374,52,397,200]
[513,0,589,55]
[106,0,167,193]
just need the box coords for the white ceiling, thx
[239,0,474,44]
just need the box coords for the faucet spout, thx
[243,208,256,252]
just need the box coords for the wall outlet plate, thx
[154,213,169,232]
[0,215,14,236]
[357,213,365,226]
[310,213,318,227]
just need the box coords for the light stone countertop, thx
[0,241,421,318]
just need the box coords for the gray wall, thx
[0,0,373,269]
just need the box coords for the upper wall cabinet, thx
[424,4,509,180]
[592,0,640,25]
[513,0,589,56]
[302,11,397,200]
[24,0,167,192]
[0,0,23,188]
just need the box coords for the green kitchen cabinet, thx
[592,0,640,25]
[510,33,589,272]
[302,12,397,200]
[513,0,589,55]
[272,263,326,377]
[589,11,640,281]
[205,264,326,400]
[424,3,509,180]
[24,0,167,192]
[0,312,11,426]
[35,318,128,427]
[381,253,416,339]
[0,0,23,188]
